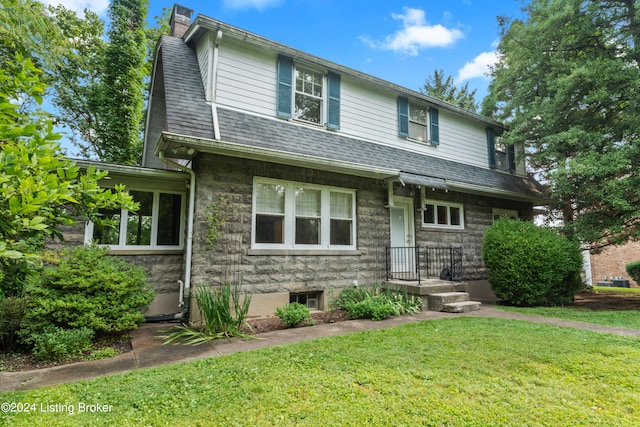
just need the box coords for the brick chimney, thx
[170,4,194,38]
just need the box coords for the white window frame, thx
[421,197,465,230]
[251,177,357,250]
[293,64,325,125]
[492,208,519,222]
[408,103,437,144]
[85,189,186,250]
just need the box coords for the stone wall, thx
[191,154,389,306]
[191,154,534,310]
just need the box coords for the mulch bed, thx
[3,291,639,373]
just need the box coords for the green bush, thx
[482,219,584,306]
[163,281,252,345]
[626,261,640,284]
[0,297,27,352]
[276,302,313,328]
[22,246,154,337]
[31,326,94,362]
[331,285,423,321]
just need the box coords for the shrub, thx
[276,302,313,328]
[21,246,154,337]
[163,281,252,345]
[626,261,640,285]
[0,297,27,352]
[482,219,584,306]
[31,326,94,361]
[331,285,423,320]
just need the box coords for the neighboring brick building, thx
[590,242,640,287]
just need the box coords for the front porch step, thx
[442,300,482,313]
[426,292,481,312]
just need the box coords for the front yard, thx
[1,316,639,426]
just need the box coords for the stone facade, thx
[190,154,533,311]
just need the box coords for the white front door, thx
[389,197,415,277]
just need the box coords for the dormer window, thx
[486,127,515,172]
[295,66,323,124]
[398,97,439,145]
[277,55,340,130]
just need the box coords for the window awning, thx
[398,172,447,190]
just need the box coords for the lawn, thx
[1,317,639,426]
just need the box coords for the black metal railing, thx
[385,246,463,284]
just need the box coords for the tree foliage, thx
[421,69,478,112]
[483,0,640,248]
[0,54,137,297]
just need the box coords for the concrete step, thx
[427,292,470,311]
[442,300,482,313]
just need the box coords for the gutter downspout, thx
[210,29,223,140]
[158,151,196,321]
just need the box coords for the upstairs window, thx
[398,97,439,145]
[487,127,515,172]
[295,66,323,124]
[277,55,340,130]
[87,190,184,249]
[252,178,356,250]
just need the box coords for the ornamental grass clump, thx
[163,281,252,345]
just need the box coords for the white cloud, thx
[41,0,109,15]
[367,8,464,56]
[222,0,284,11]
[456,51,498,82]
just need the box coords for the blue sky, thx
[42,0,526,154]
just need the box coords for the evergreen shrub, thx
[626,261,640,285]
[482,219,583,306]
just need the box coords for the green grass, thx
[2,317,640,426]
[593,286,640,294]
[496,305,640,329]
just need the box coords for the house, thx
[75,5,546,318]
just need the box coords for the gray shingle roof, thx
[160,36,214,140]
[215,107,545,199]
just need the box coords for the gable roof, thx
[150,35,546,204]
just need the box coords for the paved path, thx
[1,305,639,393]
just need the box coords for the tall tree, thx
[421,69,478,112]
[483,0,640,249]
[96,0,148,164]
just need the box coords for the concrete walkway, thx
[1,305,639,393]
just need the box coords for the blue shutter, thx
[276,55,293,118]
[398,97,409,137]
[487,127,496,168]
[429,108,439,145]
[507,143,516,172]
[327,72,340,130]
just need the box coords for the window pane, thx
[330,192,352,219]
[296,188,321,216]
[423,204,435,224]
[158,193,182,245]
[126,191,153,245]
[93,209,121,245]
[296,217,320,245]
[294,94,321,123]
[450,207,461,226]
[409,122,427,141]
[437,205,448,225]
[410,106,426,123]
[256,215,284,244]
[330,219,352,245]
[256,183,285,214]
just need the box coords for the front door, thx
[389,197,415,278]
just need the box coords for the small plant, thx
[86,347,119,361]
[0,297,27,352]
[626,261,640,285]
[31,326,94,362]
[331,285,422,321]
[163,281,252,345]
[276,302,314,328]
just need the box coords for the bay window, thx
[252,178,356,249]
